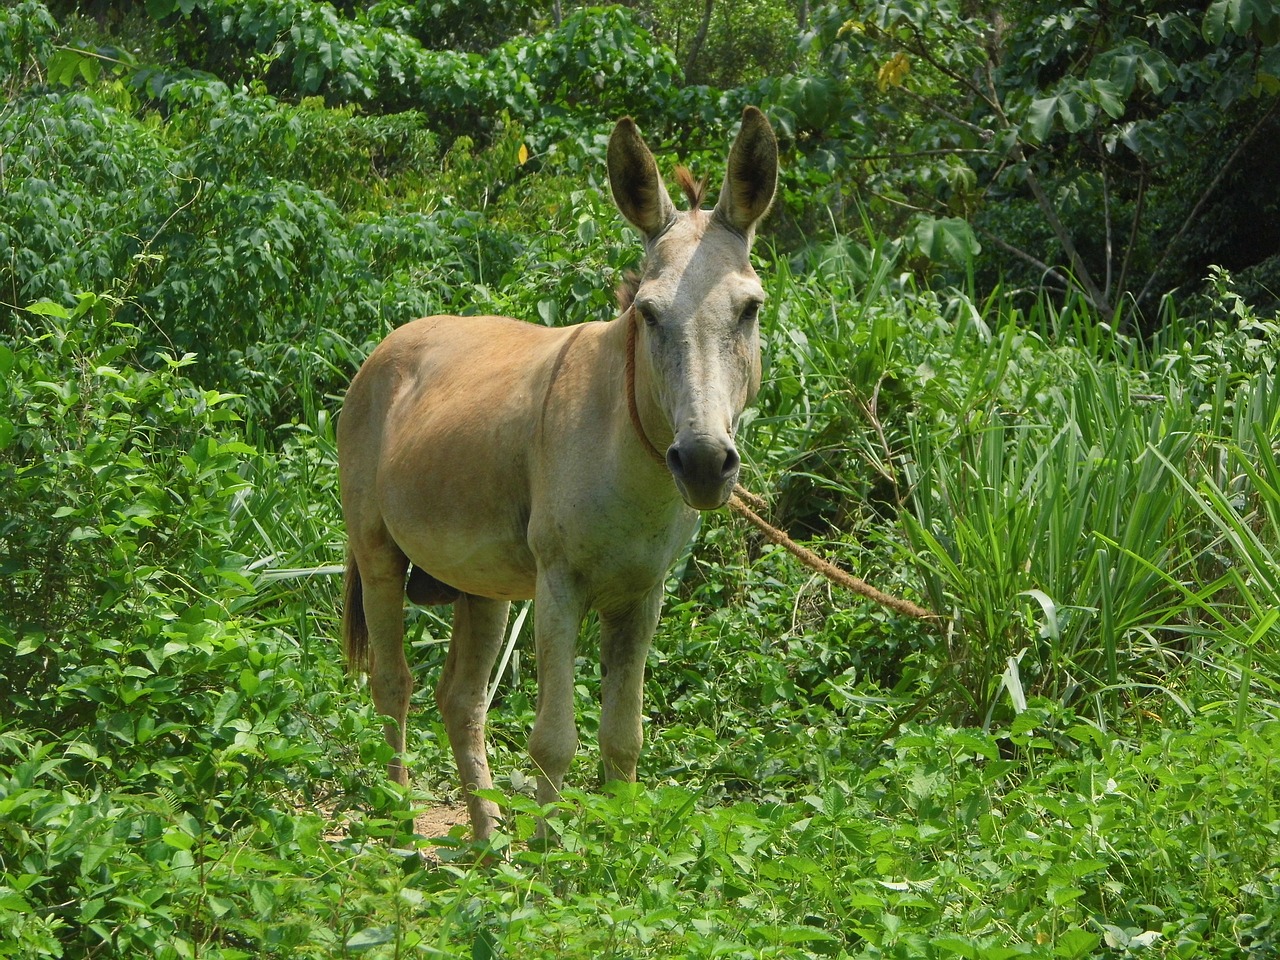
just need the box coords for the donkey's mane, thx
[673,166,708,210]
[616,270,641,312]
[616,166,708,312]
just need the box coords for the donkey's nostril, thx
[667,439,738,486]
[665,438,736,509]
[721,446,740,480]
[666,444,685,480]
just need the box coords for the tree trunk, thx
[683,0,714,85]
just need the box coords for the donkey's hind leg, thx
[358,547,412,785]
[437,594,509,842]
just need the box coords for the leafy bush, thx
[130,0,688,157]
[0,0,57,93]
[1,63,526,423]
[0,293,415,958]
[0,86,168,308]
[1,4,1278,958]
[1,295,250,730]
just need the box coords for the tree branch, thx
[1020,158,1113,314]
[894,84,995,138]
[683,0,714,84]
[1099,135,1113,302]
[983,62,1112,315]
[1135,96,1280,309]
[852,147,996,162]
[899,24,999,113]
[1116,168,1146,308]
[976,225,1073,290]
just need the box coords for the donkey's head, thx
[608,106,778,510]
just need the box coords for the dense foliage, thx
[805,0,1280,322]
[2,2,1278,958]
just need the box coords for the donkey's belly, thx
[387,510,537,602]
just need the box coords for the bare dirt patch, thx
[413,802,469,860]
[310,792,469,861]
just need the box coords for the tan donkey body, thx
[338,107,778,842]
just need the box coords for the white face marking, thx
[607,108,777,510]
[634,216,764,508]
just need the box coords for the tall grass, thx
[748,247,1280,728]
[901,339,1206,721]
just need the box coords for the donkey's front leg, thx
[599,588,662,783]
[527,571,587,813]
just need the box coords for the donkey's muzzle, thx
[666,436,740,510]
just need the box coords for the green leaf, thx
[1054,929,1102,958]
[952,730,1000,760]
[1096,49,1138,97]
[1025,96,1059,143]
[931,934,978,957]
[766,925,840,943]
[47,48,101,86]
[1009,710,1041,737]
[1090,79,1126,119]
[1058,92,1090,132]
[908,216,981,264]
[345,927,396,950]
[24,299,71,319]
[1206,0,1279,41]
[472,929,499,960]
[1261,14,1280,46]
[1204,0,1229,42]
[1137,51,1174,94]
[1023,88,1099,138]
[1258,44,1280,88]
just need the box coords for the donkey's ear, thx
[607,117,676,241]
[713,106,778,241]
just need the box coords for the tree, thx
[620,0,807,89]
[812,0,1280,324]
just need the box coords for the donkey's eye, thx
[739,301,761,326]
[638,304,659,328]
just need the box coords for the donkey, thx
[338,106,778,842]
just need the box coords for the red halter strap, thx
[624,305,668,468]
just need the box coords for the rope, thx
[624,306,939,623]
[721,495,938,621]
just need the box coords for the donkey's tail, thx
[342,548,369,674]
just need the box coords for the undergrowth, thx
[2,4,1278,958]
